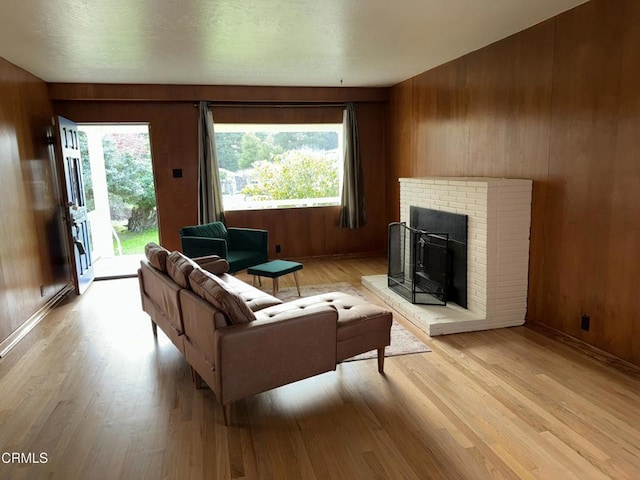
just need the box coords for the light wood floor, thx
[1,257,639,479]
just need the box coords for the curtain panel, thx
[198,101,225,224]
[339,102,367,228]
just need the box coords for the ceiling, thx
[0,0,589,88]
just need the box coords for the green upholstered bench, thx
[247,260,303,297]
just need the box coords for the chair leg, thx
[223,404,232,426]
[294,271,301,296]
[377,348,385,373]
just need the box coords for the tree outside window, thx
[215,124,342,211]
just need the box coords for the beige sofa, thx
[138,243,392,425]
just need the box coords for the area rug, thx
[276,282,431,361]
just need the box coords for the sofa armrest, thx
[181,236,228,259]
[228,227,268,254]
[214,305,338,404]
[193,255,230,275]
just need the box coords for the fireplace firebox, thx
[388,207,468,307]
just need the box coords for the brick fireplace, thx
[363,177,533,335]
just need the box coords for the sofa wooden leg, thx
[193,370,204,389]
[377,348,385,373]
[223,404,231,426]
[151,320,158,338]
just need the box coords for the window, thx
[214,123,343,211]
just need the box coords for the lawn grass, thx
[113,226,159,255]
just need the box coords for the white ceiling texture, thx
[0,0,589,87]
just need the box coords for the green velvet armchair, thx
[179,222,269,274]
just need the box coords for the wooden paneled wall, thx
[0,58,71,344]
[52,86,388,257]
[387,0,640,365]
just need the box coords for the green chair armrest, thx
[228,228,268,253]
[181,236,228,259]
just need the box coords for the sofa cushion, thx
[220,274,283,311]
[145,242,169,272]
[189,268,256,325]
[166,251,200,288]
[256,292,391,340]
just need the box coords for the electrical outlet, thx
[275,244,282,254]
[580,314,590,331]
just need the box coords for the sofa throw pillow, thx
[188,268,256,325]
[166,251,200,288]
[145,242,169,272]
[194,255,230,275]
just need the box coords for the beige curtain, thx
[339,102,366,228]
[198,101,225,224]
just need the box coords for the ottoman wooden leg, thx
[294,271,301,296]
[377,348,385,373]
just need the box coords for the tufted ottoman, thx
[254,292,393,372]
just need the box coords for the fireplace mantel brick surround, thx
[363,177,533,336]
